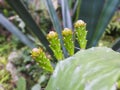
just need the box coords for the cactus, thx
[62,28,74,56]
[45,47,120,90]
[31,48,53,72]
[74,20,87,49]
[47,31,63,60]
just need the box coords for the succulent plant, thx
[74,20,87,49]
[62,28,74,56]
[31,48,53,72]
[47,31,63,60]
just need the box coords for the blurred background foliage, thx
[0,0,120,89]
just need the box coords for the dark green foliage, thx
[0,14,35,48]
[4,0,120,53]
[77,0,120,47]
[5,0,52,54]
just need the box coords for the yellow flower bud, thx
[74,20,86,28]
[31,48,43,58]
[62,28,73,36]
[47,31,58,40]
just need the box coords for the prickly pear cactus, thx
[45,47,120,90]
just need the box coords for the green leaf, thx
[16,77,26,90]
[78,0,104,47]
[61,0,72,29]
[74,0,82,21]
[89,0,120,47]
[68,0,73,9]
[46,47,120,90]
[44,0,67,57]
[0,14,35,48]
[32,84,41,90]
[5,0,52,54]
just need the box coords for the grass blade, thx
[45,0,67,57]
[68,0,73,9]
[72,0,79,17]
[5,0,52,54]
[61,0,72,29]
[74,0,82,21]
[0,14,35,48]
[89,0,120,47]
[78,0,104,47]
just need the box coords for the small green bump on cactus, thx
[74,20,87,49]
[62,28,74,56]
[47,31,64,60]
[31,48,53,72]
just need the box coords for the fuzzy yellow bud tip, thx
[74,20,86,28]
[47,31,58,40]
[62,28,72,36]
[31,48,43,58]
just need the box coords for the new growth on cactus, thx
[47,31,64,60]
[74,20,87,49]
[62,28,74,56]
[31,48,53,72]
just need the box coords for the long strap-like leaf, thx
[89,0,120,47]
[45,0,68,57]
[61,0,72,30]
[0,14,35,48]
[5,0,52,54]
[78,0,105,47]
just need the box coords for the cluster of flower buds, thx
[62,28,74,56]
[47,31,63,60]
[31,48,53,72]
[74,20,87,49]
[31,20,87,72]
